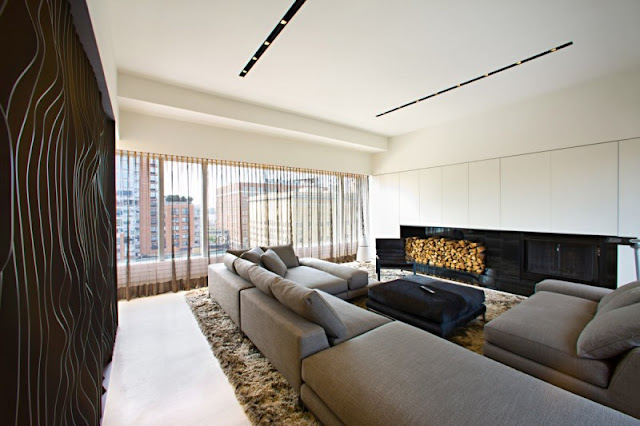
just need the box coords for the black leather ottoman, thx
[366,275,486,337]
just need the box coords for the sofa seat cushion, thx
[317,292,390,346]
[302,322,634,426]
[299,258,369,290]
[285,266,348,295]
[484,292,614,388]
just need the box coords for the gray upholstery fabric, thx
[262,244,299,268]
[317,292,391,346]
[599,280,640,311]
[240,246,264,265]
[234,257,258,281]
[301,384,344,426]
[284,266,348,295]
[484,343,640,419]
[536,279,613,302]
[301,322,636,425]
[260,249,288,277]
[598,287,640,314]
[270,278,347,338]
[223,253,239,274]
[247,265,278,297]
[484,291,613,387]
[578,301,640,359]
[207,263,254,326]
[240,288,329,391]
[300,257,368,290]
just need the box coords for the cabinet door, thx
[550,142,617,235]
[469,159,500,229]
[501,152,551,232]
[442,163,469,227]
[419,167,442,226]
[371,173,400,238]
[399,171,420,225]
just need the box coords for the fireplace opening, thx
[524,237,599,283]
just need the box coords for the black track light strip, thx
[376,41,574,118]
[240,0,307,77]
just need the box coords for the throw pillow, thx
[577,302,640,359]
[234,257,258,282]
[598,287,640,314]
[240,247,264,266]
[223,253,239,274]
[247,266,278,297]
[598,280,640,311]
[270,278,347,339]
[261,249,288,278]
[262,244,299,268]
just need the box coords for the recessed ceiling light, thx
[239,1,307,77]
[376,41,573,117]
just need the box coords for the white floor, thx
[102,292,250,426]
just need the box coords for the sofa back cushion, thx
[247,265,278,297]
[577,298,640,359]
[227,248,248,257]
[240,247,265,266]
[598,286,640,314]
[223,253,239,274]
[270,278,346,339]
[262,244,299,268]
[598,280,640,311]
[234,257,258,282]
[261,249,288,277]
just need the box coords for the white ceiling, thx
[109,0,640,137]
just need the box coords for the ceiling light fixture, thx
[376,41,573,117]
[239,0,307,77]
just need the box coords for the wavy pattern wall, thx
[0,0,117,424]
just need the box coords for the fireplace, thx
[400,226,629,296]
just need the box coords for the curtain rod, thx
[115,149,368,178]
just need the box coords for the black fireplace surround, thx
[401,226,634,296]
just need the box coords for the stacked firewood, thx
[405,236,486,274]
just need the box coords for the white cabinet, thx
[501,152,551,232]
[469,159,500,229]
[419,167,443,226]
[442,163,469,227]
[371,173,400,238]
[399,171,420,225]
[550,143,617,235]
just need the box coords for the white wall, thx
[374,69,640,175]
[117,110,373,175]
[618,138,640,284]
[371,138,640,285]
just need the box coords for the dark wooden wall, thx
[0,0,117,424]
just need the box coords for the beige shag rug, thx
[185,263,525,425]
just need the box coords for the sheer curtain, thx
[116,150,369,300]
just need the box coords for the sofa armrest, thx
[299,257,369,290]
[535,279,612,302]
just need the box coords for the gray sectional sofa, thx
[484,279,640,419]
[208,246,638,424]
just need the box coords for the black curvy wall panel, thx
[0,0,117,424]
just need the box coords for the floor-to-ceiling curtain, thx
[116,150,369,300]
